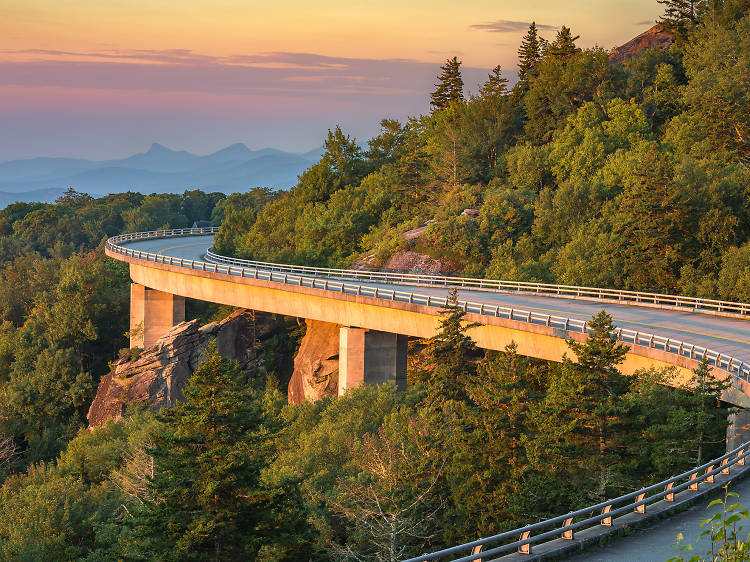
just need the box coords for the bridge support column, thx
[727,409,750,450]
[129,283,185,350]
[338,327,407,395]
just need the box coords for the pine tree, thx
[516,22,544,91]
[567,310,628,376]
[430,57,464,112]
[547,26,580,59]
[658,0,704,37]
[687,357,731,464]
[129,347,305,560]
[479,65,509,99]
[563,310,631,497]
[419,288,479,408]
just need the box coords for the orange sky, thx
[0,0,663,158]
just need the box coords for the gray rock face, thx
[87,310,271,427]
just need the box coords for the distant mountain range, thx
[0,142,326,206]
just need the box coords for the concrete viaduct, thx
[106,228,750,408]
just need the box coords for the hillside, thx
[0,4,747,560]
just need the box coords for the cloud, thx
[633,19,656,26]
[0,48,510,100]
[469,20,557,33]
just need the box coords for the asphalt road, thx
[120,234,750,365]
[568,475,750,561]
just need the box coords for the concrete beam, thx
[339,327,407,395]
[129,283,185,349]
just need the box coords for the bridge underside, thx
[125,261,750,408]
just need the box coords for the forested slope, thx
[0,2,747,559]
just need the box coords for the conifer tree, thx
[547,26,580,59]
[419,289,479,408]
[563,310,630,495]
[517,22,544,91]
[430,57,464,112]
[687,357,731,464]
[129,347,304,560]
[479,65,509,99]
[658,0,703,37]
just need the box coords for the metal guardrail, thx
[404,441,750,562]
[105,229,750,383]
[203,251,750,318]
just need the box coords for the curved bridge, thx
[106,228,750,407]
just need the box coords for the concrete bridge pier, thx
[727,409,750,450]
[129,283,185,349]
[338,327,408,395]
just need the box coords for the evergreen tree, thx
[687,357,731,464]
[547,26,580,59]
[567,310,628,376]
[516,22,544,91]
[658,0,704,37]
[561,311,631,497]
[430,57,464,112]
[479,65,509,98]
[419,289,479,408]
[129,347,304,560]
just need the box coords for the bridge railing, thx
[203,254,750,317]
[105,229,750,383]
[403,441,750,562]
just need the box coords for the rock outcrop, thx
[381,251,457,274]
[610,24,673,66]
[287,246,456,404]
[87,310,277,427]
[288,319,341,405]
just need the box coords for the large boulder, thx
[87,310,276,427]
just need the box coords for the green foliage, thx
[430,57,464,112]
[669,486,750,562]
[516,22,545,92]
[128,346,307,560]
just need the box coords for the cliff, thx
[87,310,279,426]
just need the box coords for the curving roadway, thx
[118,234,750,370]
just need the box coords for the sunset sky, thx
[1,0,662,160]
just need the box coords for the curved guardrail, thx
[404,441,750,561]
[204,252,750,318]
[105,228,750,382]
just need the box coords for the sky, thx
[0,0,662,160]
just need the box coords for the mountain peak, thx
[203,143,254,162]
[147,142,173,154]
[610,23,673,66]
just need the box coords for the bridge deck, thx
[120,234,750,367]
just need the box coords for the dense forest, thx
[0,0,748,559]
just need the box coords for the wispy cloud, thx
[633,19,656,26]
[469,20,557,33]
[0,48,510,99]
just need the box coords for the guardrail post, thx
[470,545,483,561]
[688,471,699,491]
[635,492,647,512]
[721,457,731,475]
[739,449,746,466]
[706,465,715,483]
[601,505,613,526]
[664,482,675,502]
[561,515,574,540]
[518,531,531,554]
